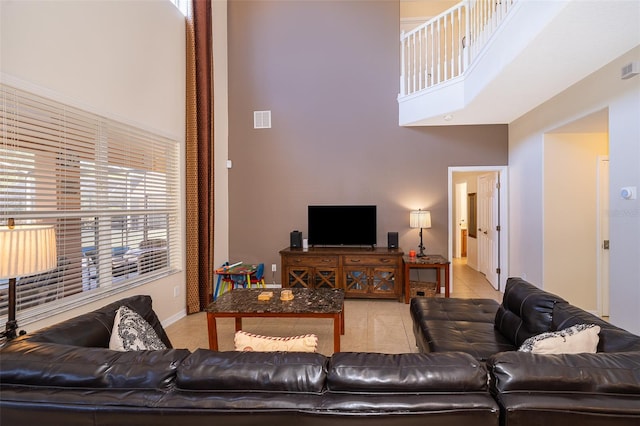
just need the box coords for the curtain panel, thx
[185,0,214,313]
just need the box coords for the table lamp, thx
[410,209,431,257]
[0,219,57,340]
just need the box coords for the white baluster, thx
[400,32,405,96]
[412,33,416,94]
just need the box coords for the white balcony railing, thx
[399,0,517,98]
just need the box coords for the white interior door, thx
[478,173,500,290]
[598,156,610,317]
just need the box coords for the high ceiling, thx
[400,0,640,126]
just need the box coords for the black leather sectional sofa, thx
[411,277,640,425]
[0,295,498,425]
[1,278,639,425]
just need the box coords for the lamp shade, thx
[0,225,57,279]
[410,210,431,229]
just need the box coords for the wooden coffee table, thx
[206,288,345,352]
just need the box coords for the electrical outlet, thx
[271,263,277,272]
[173,286,179,297]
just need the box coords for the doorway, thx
[543,109,609,314]
[448,166,508,294]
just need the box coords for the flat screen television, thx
[308,205,376,247]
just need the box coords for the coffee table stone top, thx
[206,288,345,314]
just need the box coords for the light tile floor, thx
[165,258,503,356]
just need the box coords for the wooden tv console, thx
[279,246,404,301]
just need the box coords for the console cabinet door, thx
[370,267,397,296]
[314,267,338,289]
[343,267,369,296]
[343,266,397,297]
[286,266,313,288]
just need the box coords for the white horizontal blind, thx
[0,83,181,327]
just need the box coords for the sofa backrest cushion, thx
[326,352,488,393]
[494,278,566,346]
[552,303,640,352]
[488,351,640,394]
[0,340,189,389]
[177,349,328,393]
[22,295,172,349]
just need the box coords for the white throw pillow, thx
[518,323,600,354]
[109,306,167,351]
[234,331,318,352]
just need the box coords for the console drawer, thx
[286,256,338,267]
[343,256,396,266]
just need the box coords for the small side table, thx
[213,263,258,300]
[403,255,450,303]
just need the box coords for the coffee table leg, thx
[333,313,341,352]
[235,317,242,331]
[340,310,345,335]
[207,313,219,351]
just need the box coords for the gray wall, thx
[227,0,508,280]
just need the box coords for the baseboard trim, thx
[162,309,187,328]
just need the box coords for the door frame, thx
[596,155,609,317]
[448,166,509,293]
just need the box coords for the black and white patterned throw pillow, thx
[109,305,167,351]
[518,323,600,354]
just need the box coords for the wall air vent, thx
[621,62,639,80]
[253,110,271,129]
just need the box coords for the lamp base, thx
[0,277,24,341]
[1,320,18,340]
[416,228,427,258]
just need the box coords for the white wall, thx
[0,0,187,329]
[510,46,640,333]
[213,0,230,272]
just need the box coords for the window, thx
[0,83,181,327]
[169,0,188,16]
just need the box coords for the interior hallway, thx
[166,258,501,356]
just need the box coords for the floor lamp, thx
[410,209,431,258]
[0,219,57,340]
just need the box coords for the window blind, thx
[0,83,181,327]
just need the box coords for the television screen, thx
[308,205,376,246]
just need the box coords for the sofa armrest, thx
[487,351,640,394]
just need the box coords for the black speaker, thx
[387,231,398,249]
[290,230,303,248]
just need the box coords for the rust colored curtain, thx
[185,0,214,313]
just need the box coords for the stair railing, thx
[400,0,517,98]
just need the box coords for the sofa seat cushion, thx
[327,352,488,393]
[177,349,327,393]
[417,320,517,361]
[410,297,500,323]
